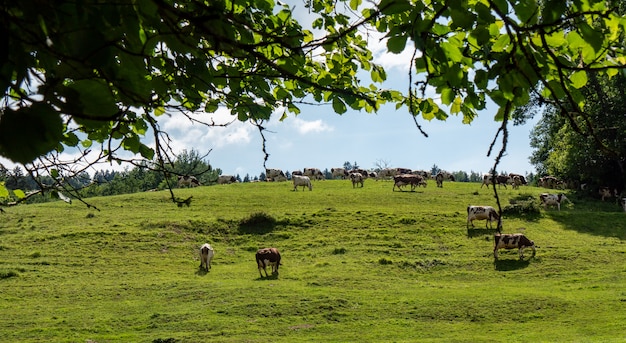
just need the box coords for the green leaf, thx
[332,97,347,114]
[13,189,25,199]
[0,104,63,164]
[0,183,9,199]
[570,70,588,89]
[387,35,407,54]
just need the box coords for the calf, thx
[292,175,312,191]
[539,193,570,211]
[467,205,501,230]
[350,172,364,188]
[199,243,214,272]
[256,247,281,277]
[494,233,536,260]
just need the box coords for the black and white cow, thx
[303,168,325,180]
[331,168,348,179]
[350,172,364,188]
[539,193,570,211]
[266,168,287,182]
[217,175,236,184]
[467,205,501,230]
[493,233,536,260]
[256,247,281,277]
[178,175,200,188]
[199,243,214,271]
[393,174,425,192]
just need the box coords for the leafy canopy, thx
[1,0,626,204]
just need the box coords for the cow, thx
[508,173,528,186]
[621,197,626,212]
[303,168,325,180]
[412,170,431,179]
[178,175,200,188]
[291,170,303,176]
[331,168,348,179]
[350,172,364,188]
[349,168,370,179]
[496,175,510,188]
[266,168,287,182]
[481,174,495,188]
[481,174,508,189]
[598,187,618,201]
[393,174,424,192]
[256,247,281,277]
[217,175,236,184]
[292,175,312,191]
[395,167,412,175]
[467,205,501,230]
[538,176,561,189]
[199,243,214,272]
[539,193,570,211]
[511,175,523,189]
[376,168,396,181]
[435,172,455,188]
[493,233,536,260]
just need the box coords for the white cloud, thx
[290,117,334,134]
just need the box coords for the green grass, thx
[1,180,625,342]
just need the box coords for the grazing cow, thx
[496,175,510,188]
[217,175,236,184]
[303,168,325,180]
[467,205,501,230]
[178,175,200,188]
[331,168,348,179]
[494,233,536,260]
[508,173,528,186]
[511,175,523,189]
[199,243,214,272]
[393,174,424,192]
[266,168,287,182]
[292,175,312,191]
[539,193,570,211]
[291,170,303,176]
[598,187,618,201]
[350,172,364,188]
[256,247,281,277]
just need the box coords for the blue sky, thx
[1,3,542,179]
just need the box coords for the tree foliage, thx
[2,0,626,206]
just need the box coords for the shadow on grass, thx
[493,258,531,271]
[255,272,279,281]
[466,227,500,239]
[238,212,278,234]
[195,267,211,276]
[543,209,625,240]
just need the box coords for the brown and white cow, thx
[217,175,236,184]
[494,233,536,260]
[199,243,215,272]
[350,172,364,188]
[349,168,370,179]
[539,193,570,211]
[331,168,348,179]
[178,175,200,188]
[467,205,501,230]
[266,168,287,182]
[508,173,528,186]
[435,172,455,188]
[256,247,281,277]
[292,175,312,191]
[393,174,424,192]
[538,176,562,189]
[303,168,325,180]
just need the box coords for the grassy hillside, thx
[1,180,625,342]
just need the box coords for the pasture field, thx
[1,179,625,342]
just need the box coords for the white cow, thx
[350,172,364,188]
[467,205,501,229]
[292,175,312,191]
[199,243,214,271]
[539,193,570,211]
